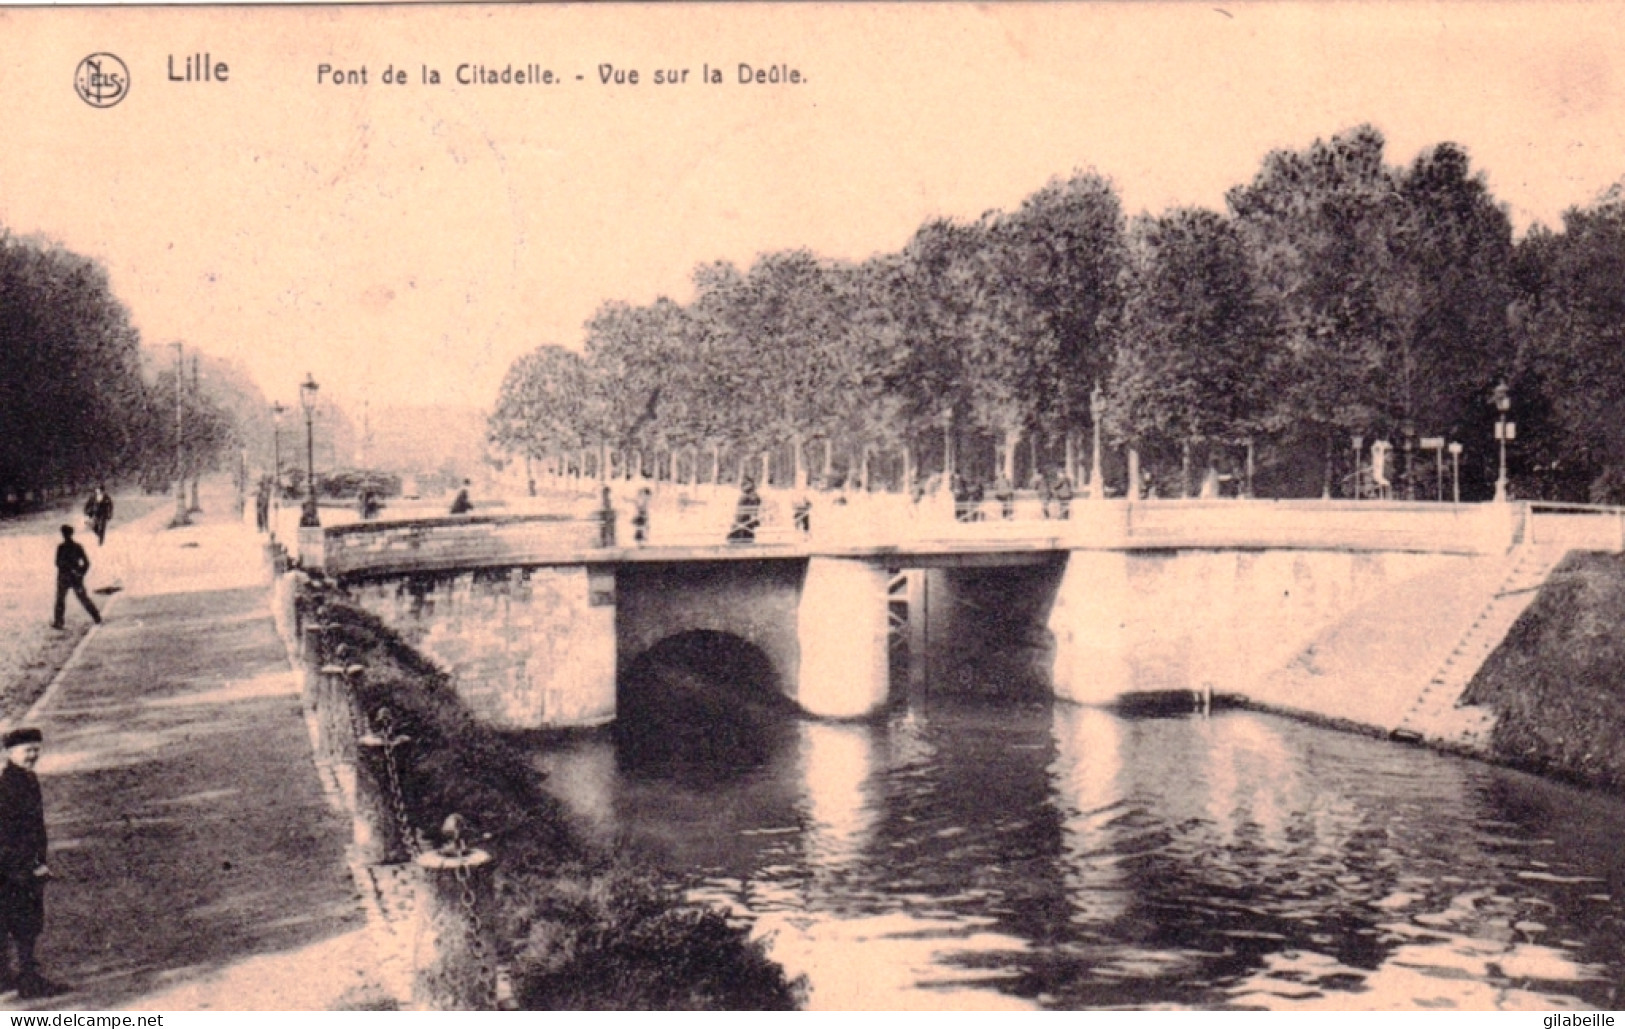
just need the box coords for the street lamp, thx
[1492,382,1514,503]
[1089,383,1105,500]
[299,374,321,528]
[1402,420,1417,501]
[1351,435,1364,499]
[171,342,187,525]
[270,402,286,495]
[1448,441,1463,505]
[189,355,203,514]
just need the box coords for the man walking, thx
[51,527,100,630]
[82,488,113,546]
[0,728,65,999]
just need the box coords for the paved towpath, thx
[7,481,380,1010]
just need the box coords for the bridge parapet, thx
[1108,499,1519,555]
[297,493,1526,578]
[301,512,601,578]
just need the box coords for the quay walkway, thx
[9,481,377,1011]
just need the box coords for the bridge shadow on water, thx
[613,630,802,785]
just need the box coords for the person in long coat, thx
[82,488,113,546]
[0,728,64,998]
[728,478,762,544]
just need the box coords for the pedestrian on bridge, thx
[729,478,761,544]
[994,473,1016,520]
[598,485,618,547]
[0,728,65,999]
[50,526,100,630]
[449,479,474,515]
[632,487,651,545]
[951,474,973,522]
[254,479,271,533]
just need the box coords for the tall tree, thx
[0,233,154,496]
[488,344,596,470]
[1109,209,1275,476]
[998,172,1128,452]
[1514,188,1625,500]
[1228,126,1512,494]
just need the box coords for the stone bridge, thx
[285,495,1622,744]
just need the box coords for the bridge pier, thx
[796,557,892,718]
[1050,551,1137,706]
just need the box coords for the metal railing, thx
[1526,501,1625,552]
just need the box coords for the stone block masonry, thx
[347,565,615,729]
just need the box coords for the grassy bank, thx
[1463,550,1625,793]
[298,583,804,1010]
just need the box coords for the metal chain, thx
[374,708,424,858]
[447,827,497,1008]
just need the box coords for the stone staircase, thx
[1395,543,1569,749]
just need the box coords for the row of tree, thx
[0,231,244,510]
[491,125,1625,502]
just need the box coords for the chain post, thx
[347,672,413,866]
[316,662,346,765]
[374,708,424,859]
[412,814,497,1009]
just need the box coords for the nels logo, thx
[74,53,129,108]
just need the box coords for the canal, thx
[530,687,1625,1010]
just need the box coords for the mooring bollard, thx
[353,714,413,866]
[332,663,367,765]
[300,621,321,665]
[317,663,347,764]
[301,621,333,716]
[412,815,497,1010]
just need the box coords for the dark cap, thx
[3,728,42,748]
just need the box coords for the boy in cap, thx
[0,728,64,998]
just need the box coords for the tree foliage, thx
[0,232,256,507]
[488,131,1625,502]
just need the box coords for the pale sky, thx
[2,3,1624,415]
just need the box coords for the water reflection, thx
[528,696,1625,1010]
[798,722,877,874]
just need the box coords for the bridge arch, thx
[619,629,792,709]
[614,629,800,779]
[615,559,806,710]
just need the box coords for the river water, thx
[531,693,1625,1010]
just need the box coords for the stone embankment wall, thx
[269,568,804,1010]
[1050,548,1488,708]
[1462,551,1625,792]
[345,566,616,730]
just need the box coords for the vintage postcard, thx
[0,1,1622,1014]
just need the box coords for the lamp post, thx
[189,355,203,514]
[1090,383,1105,500]
[270,402,286,495]
[1244,438,1255,499]
[1493,382,1513,503]
[1448,441,1463,505]
[1351,435,1364,499]
[299,374,321,528]
[1402,420,1417,502]
[171,342,187,525]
